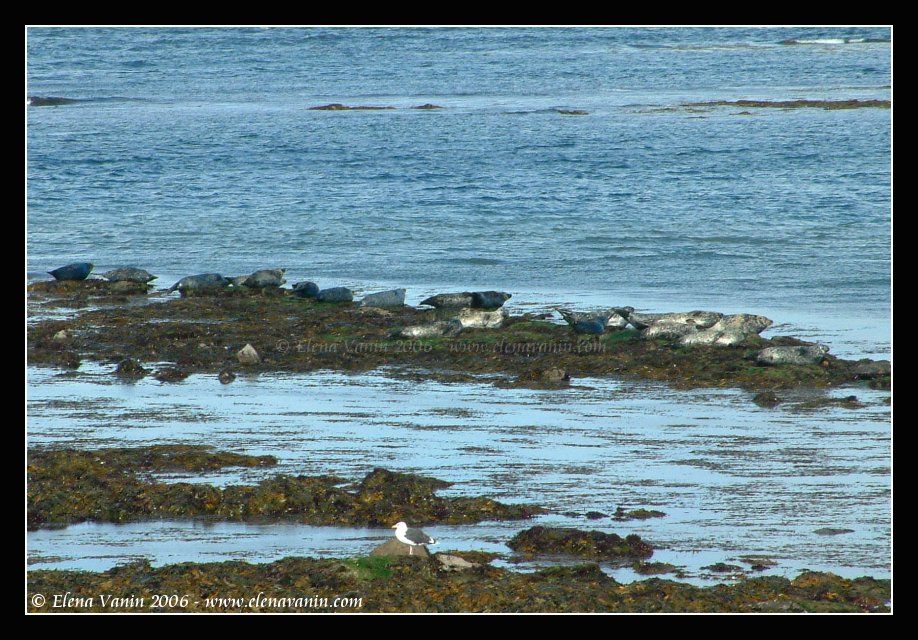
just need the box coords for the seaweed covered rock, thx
[507,526,653,560]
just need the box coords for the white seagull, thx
[392,522,438,555]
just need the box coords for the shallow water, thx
[27,27,892,588]
[27,365,890,584]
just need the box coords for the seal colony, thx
[27,267,891,396]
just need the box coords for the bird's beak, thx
[391,525,397,529]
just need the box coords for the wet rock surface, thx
[26,559,890,613]
[507,526,653,561]
[25,288,889,393]
[27,446,544,530]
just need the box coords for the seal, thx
[167,273,230,295]
[360,289,406,308]
[242,268,287,289]
[395,319,463,339]
[616,309,722,331]
[48,262,94,281]
[457,307,508,329]
[101,267,157,283]
[292,281,320,298]
[558,309,629,333]
[679,314,773,347]
[316,287,354,303]
[421,291,512,309]
[756,344,829,366]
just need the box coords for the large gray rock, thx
[369,538,429,558]
[679,314,773,346]
[360,288,406,308]
[316,287,354,303]
[756,345,829,365]
[237,343,261,365]
[853,360,891,378]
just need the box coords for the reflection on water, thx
[27,365,890,584]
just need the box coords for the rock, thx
[243,268,286,289]
[584,511,607,520]
[752,391,781,408]
[110,281,149,294]
[52,330,69,342]
[679,314,773,346]
[101,267,157,283]
[48,262,94,281]
[369,538,429,558]
[115,358,148,378]
[237,344,260,365]
[308,103,395,111]
[436,554,479,571]
[292,281,320,298]
[154,367,189,383]
[557,109,589,116]
[540,367,569,383]
[360,289,406,308]
[395,320,463,339]
[813,528,855,536]
[457,307,508,329]
[218,369,236,384]
[28,96,80,106]
[756,344,829,366]
[507,526,653,560]
[702,563,744,573]
[853,360,891,378]
[316,287,354,303]
[413,104,444,110]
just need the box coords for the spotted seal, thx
[558,309,629,334]
[292,281,320,298]
[48,262,94,281]
[242,268,287,289]
[395,319,463,339]
[457,307,508,329]
[316,287,354,303]
[679,314,773,346]
[167,273,230,294]
[756,344,829,366]
[101,267,157,283]
[360,289,407,308]
[421,291,512,309]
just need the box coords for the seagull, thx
[392,522,438,555]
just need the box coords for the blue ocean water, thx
[26,27,891,357]
[26,28,892,585]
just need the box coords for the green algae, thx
[26,558,890,613]
[27,446,544,531]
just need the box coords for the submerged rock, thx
[756,344,829,365]
[360,289,406,308]
[853,360,891,379]
[752,391,781,408]
[218,369,236,384]
[507,526,653,560]
[115,358,149,378]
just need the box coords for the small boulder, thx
[369,538,429,558]
[237,344,260,365]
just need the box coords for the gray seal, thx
[420,292,475,309]
[756,344,829,366]
[101,267,157,283]
[558,309,629,334]
[471,291,512,309]
[48,262,94,281]
[292,281,320,298]
[168,273,230,294]
[395,319,463,339]
[242,268,287,289]
[316,287,354,303]
[616,309,722,331]
[360,289,406,308]
[457,307,508,329]
[679,314,773,346]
